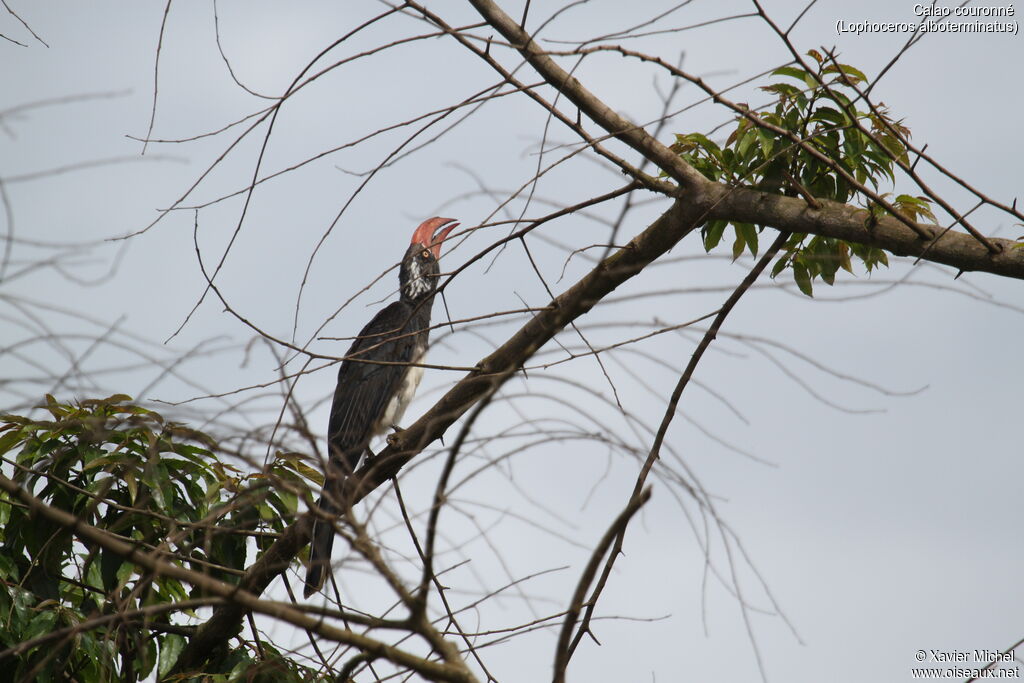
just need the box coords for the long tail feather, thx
[304,501,335,597]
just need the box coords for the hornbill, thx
[304,216,458,598]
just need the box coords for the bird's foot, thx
[386,424,403,447]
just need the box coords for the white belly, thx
[377,355,424,435]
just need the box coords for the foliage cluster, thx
[0,396,316,682]
[672,50,937,295]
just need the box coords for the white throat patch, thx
[403,257,433,299]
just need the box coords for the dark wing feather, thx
[327,300,419,469]
[305,300,420,597]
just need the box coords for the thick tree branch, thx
[707,184,1024,279]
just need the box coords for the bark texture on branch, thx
[707,184,1024,279]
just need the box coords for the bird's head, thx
[399,217,458,302]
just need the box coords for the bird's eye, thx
[421,249,431,259]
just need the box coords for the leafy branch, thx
[0,395,312,682]
[673,50,939,295]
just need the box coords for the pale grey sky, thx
[2,2,1022,681]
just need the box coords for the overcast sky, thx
[3,2,1023,681]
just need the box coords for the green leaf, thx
[158,634,185,679]
[0,552,16,580]
[99,548,123,593]
[266,488,297,520]
[771,254,790,278]
[894,194,937,224]
[732,229,746,260]
[736,223,759,256]
[759,82,803,99]
[0,429,23,456]
[823,62,868,85]
[44,394,66,418]
[735,126,758,161]
[837,241,853,273]
[703,220,727,252]
[820,264,836,285]
[772,66,809,82]
[793,262,813,296]
[683,132,722,159]
[756,129,775,161]
[136,637,159,679]
[812,106,849,128]
[25,609,58,641]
